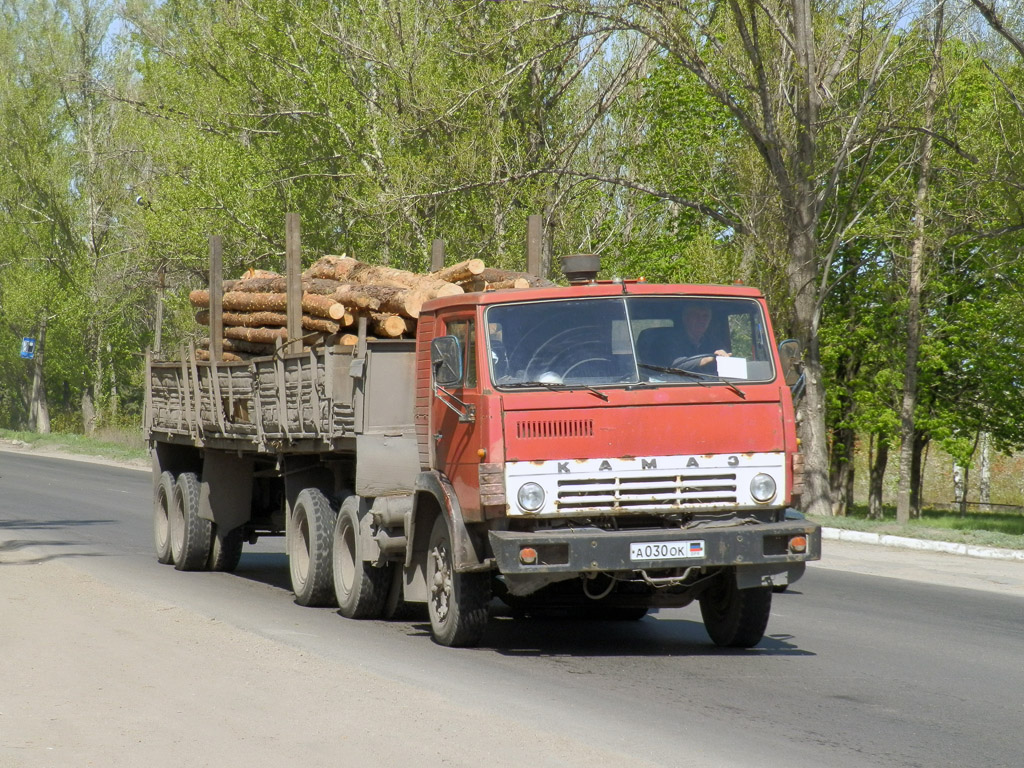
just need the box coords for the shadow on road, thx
[232,552,293,592]
[201,551,818,658]
[0,537,107,565]
[0,518,118,529]
[402,605,816,658]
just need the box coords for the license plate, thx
[630,540,705,561]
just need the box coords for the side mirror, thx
[431,335,463,387]
[778,339,802,386]
[778,339,805,404]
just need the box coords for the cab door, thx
[430,314,483,518]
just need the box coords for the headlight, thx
[517,482,545,512]
[750,473,777,503]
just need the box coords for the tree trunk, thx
[787,219,832,518]
[107,341,119,421]
[897,0,945,524]
[909,431,928,518]
[81,387,97,437]
[868,435,889,520]
[29,317,50,434]
[953,462,966,511]
[829,425,855,517]
[958,464,971,517]
[979,431,991,510]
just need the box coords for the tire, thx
[153,471,176,565]
[699,570,773,648]
[170,472,213,571]
[332,496,392,619]
[426,516,490,647]
[287,488,337,607]
[208,525,245,572]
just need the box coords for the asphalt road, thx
[2,449,1022,768]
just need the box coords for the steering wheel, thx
[524,326,600,379]
[562,356,614,380]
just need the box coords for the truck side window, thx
[445,319,477,389]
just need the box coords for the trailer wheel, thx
[332,496,392,619]
[208,525,245,572]
[426,516,490,647]
[287,488,337,607]
[153,471,176,565]
[170,472,213,571]
[698,570,772,648]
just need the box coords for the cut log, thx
[200,337,278,357]
[191,289,343,320]
[196,349,244,363]
[222,277,342,296]
[327,303,356,326]
[223,326,288,345]
[367,312,413,338]
[468,268,555,288]
[460,276,531,292]
[430,258,485,284]
[331,284,425,319]
[196,309,340,335]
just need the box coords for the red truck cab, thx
[411,280,820,645]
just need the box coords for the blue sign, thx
[20,337,35,359]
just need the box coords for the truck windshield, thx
[486,296,775,389]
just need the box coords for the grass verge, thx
[0,428,148,465]
[810,505,1024,551]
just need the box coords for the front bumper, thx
[489,519,821,575]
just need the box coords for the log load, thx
[304,255,464,299]
[191,254,544,357]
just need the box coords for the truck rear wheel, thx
[170,472,213,571]
[153,471,176,564]
[699,570,772,648]
[208,525,245,572]
[426,516,490,647]
[332,496,392,619]
[287,488,337,607]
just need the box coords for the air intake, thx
[516,419,594,439]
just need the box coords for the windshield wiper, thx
[638,363,746,400]
[501,380,609,401]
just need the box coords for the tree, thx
[569,0,937,517]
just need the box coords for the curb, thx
[822,527,1024,562]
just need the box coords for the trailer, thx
[146,251,820,647]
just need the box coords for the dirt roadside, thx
[0,444,656,768]
[0,548,658,768]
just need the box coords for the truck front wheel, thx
[170,472,212,571]
[333,496,392,619]
[287,488,337,607]
[698,570,772,648]
[426,516,490,647]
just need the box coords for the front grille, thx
[556,472,738,511]
[516,419,594,439]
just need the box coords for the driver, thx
[674,301,731,370]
